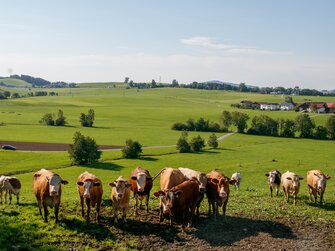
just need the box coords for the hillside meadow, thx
[0,87,335,250]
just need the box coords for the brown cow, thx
[206,170,236,220]
[109,176,131,223]
[153,167,185,221]
[154,177,200,231]
[307,169,331,204]
[33,169,68,223]
[281,171,303,205]
[129,166,153,215]
[0,175,21,204]
[265,170,281,197]
[77,171,103,222]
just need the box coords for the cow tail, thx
[152,168,166,182]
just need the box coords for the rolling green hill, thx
[0,77,32,87]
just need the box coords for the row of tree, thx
[10,74,75,88]
[0,91,20,99]
[220,110,335,140]
[39,109,95,127]
[176,132,218,153]
[172,118,223,132]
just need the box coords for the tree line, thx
[40,109,95,127]
[10,74,76,88]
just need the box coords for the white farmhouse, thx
[280,102,294,111]
[260,103,280,111]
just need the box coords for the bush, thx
[325,116,335,140]
[55,109,67,126]
[189,135,205,152]
[248,115,278,136]
[80,109,95,127]
[176,132,191,153]
[122,139,142,159]
[68,132,101,165]
[39,113,55,126]
[231,111,249,133]
[171,122,188,131]
[314,126,328,140]
[207,133,218,148]
[295,114,315,138]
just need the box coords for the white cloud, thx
[181,36,292,56]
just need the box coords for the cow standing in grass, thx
[77,171,103,222]
[0,176,21,204]
[129,166,153,215]
[154,167,185,222]
[33,169,68,223]
[206,170,236,220]
[109,176,131,223]
[230,172,242,191]
[281,171,303,206]
[307,169,331,204]
[265,170,281,197]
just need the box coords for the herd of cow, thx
[0,167,331,231]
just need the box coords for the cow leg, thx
[85,199,91,222]
[276,185,279,196]
[134,195,139,216]
[293,194,297,206]
[113,207,118,224]
[43,203,49,222]
[9,192,12,204]
[16,193,19,204]
[122,207,127,223]
[319,192,324,205]
[96,201,101,223]
[80,196,85,217]
[222,202,228,221]
[55,204,59,224]
[159,197,164,222]
[270,186,273,197]
[0,190,2,203]
[207,198,212,215]
[4,190,8,203]
[145,194,149,213]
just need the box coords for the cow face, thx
[47,175,68,197]
[131,172,151,192]
[266,171,280,185]
[314,173,331,193]
[109,180,131,199]
[77,180,101,199]
[211,176,236,200]
[153,190,182,214]
[198,173,207,193]
[286,175,303,189]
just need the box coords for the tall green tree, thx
[39,113,55,126]
[325,116,335,139]
[231,111,249,133]
[207,133,218,149]
[189,135,205,152]
[55,109,67,126]
[220,111,232,131]
[278,119,296,138]
[122,139,142,159]
[295,114,315,138]
[80,109,95,127]
[249,115,278,136]
[176,131,191,153]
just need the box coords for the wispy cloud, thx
[181,36,292,56]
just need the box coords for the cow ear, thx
[93,182,101,186]
[314,173,319,177]
[61,180,68,185]
[286,177,292,180]
[211,178,219,184]
[34,173,41,178]
[175,190,183,198]
[326,176,331,180]
[265,173,269,177]
[299,177,304,180]
[77,181,84,186]
[153,191,164,197]
[126,183,132,188]
[131,176,137,180]
[229,179,237,185]
[109,182,116,187]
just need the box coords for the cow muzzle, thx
[200,187,206,193]
[84,193,90,199]
[117,193,123,198]
[50,191,58,196]
[138,188,144,192]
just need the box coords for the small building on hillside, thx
[280,102,295,111]
[296,102,310,112]
[307,102,327,113]
[327,102,335,113]
[260,103,280,111]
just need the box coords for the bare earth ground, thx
[0,141,121,151]
[62,204,335,251]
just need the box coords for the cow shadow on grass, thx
[191,215,296,247]
[81,162,125,171]
[307,201,335,211]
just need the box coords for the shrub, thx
[220,110,232,131]
[39,113,55,126]
[278,119,296,138]
[68,132,101,165]
[231,111,249,133]
[176,132,191,153]
[207,133,218,148]
[80,109,95,127]
[189,135,205,152]
[325,116,335,140]
[314,125,328,140]
[295,114,315,138]
[248,115,278,136]
[171,122,188,131]
[122,139,142,159]
[55,109,67,126]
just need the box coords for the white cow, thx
[0,175,21,204]
[230,172,242,190]
[281,171,303,205]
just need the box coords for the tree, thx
[248,115,278,136]
[314,126,328,140]
[207,133,218,148]
[325,116,335,139]
[295,114,315,138]
[12,93,20,98]
[285,96,294,103]
[3,91,10,98]
[239,83,248,92]
[122,139,142,159]
[68,132,101,165]
[231,111,249,133]
[176,132,191,153]
[189,135,205,152]
[171,79,179,87]
[220,111,232,132]
[124,77,129,83]
[39,113,55,126]
[80,109,95,127]
[194,117,208,131]
[278,119,296,138]
[55,109,67,126]
[151,79,157,88]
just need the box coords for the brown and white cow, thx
[154,177,200,231]
[129,166,153,215]
[206,170,236,220]
[77,171,103,222]
[0,175,21,204]
[307,169,331,204]
[109,176,131,223]
[230,172,242,191]
[154,167,185,221]
[178,167,207,215]
[281,171,303,205]
[265,170,281,197]
[33,169,68,223]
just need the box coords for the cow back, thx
[8,177,21,190]
[160,168,185,191]
[171,179,200,210]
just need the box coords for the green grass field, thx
[0,87,335,250]
[0,77,32,87]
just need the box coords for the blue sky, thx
[1,1,334,89]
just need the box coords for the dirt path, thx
[0,133,236,152]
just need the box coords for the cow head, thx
[153,189,182,214]
[198,173,207,193]
[0,176,11,189]
[109,177,131,199]
[47,175,68,197]
[209,176,236,200]
[77,179,101,199]
[314,173,331,193]
[131,172,152,192]
[286,175,303,189]
[265,170,280,185]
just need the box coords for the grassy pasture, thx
[0,77,32,87]
[1,87,335,250]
